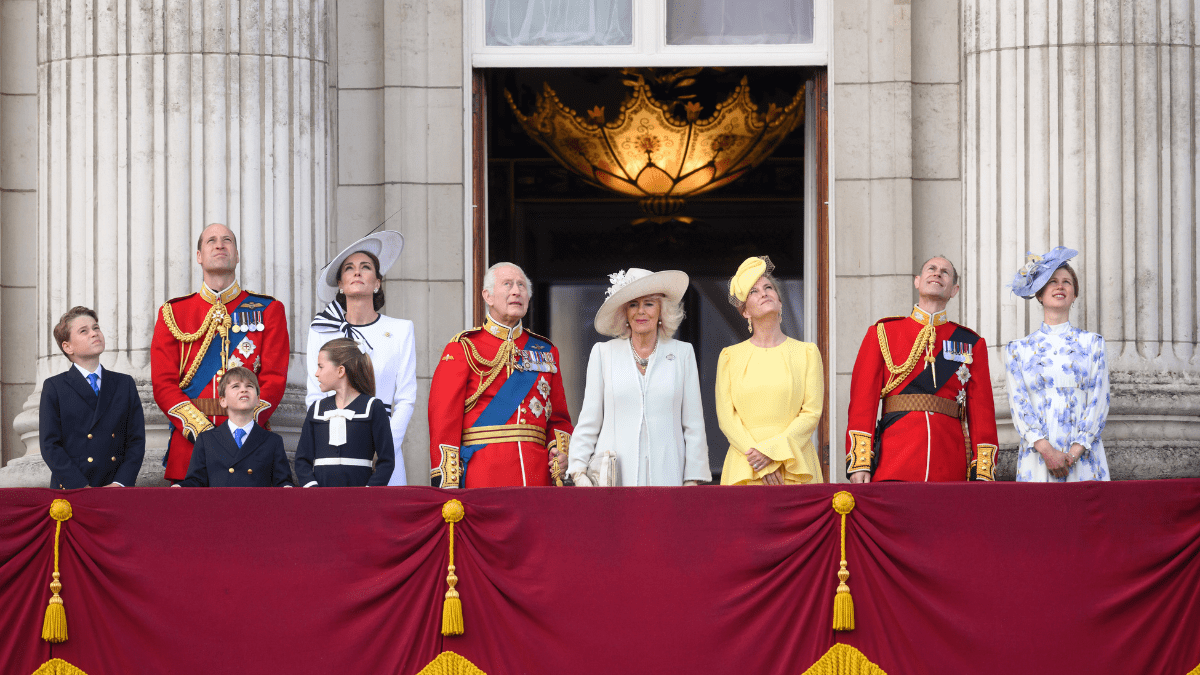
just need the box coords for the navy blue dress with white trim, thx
[295,394,395,487]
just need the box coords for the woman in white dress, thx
[1005,246,1110,482]
[568,268,710,487]
[306,231,416,485]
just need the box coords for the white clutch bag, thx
[586,450,620,487]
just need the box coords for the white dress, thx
[306,313,417,486]
[1004,321,1110,482]
[568,337,710,486]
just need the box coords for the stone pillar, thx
[1,0,328,486]
[1,0,40,468]
[334,0,466,484]
[963,0,1200,478]
[831,0,917,481]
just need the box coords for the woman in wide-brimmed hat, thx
[1005,246,1109,482]
[305,231,416,486]
[568,268,710,486]
[716,256,824,485]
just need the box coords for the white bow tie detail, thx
[325,408,356,446]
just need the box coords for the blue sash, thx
[461,334,551,466]
[181,294,274,399]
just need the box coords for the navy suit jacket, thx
[180,423,293,487]
[40,366,147,489]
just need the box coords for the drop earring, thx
[373,287,380,294]
[747,318,753,335]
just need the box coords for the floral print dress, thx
[1005,321,1110,482]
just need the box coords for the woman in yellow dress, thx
[717,256,824,485]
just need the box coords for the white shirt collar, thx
[74,363,103,381]
[227,419,254,437]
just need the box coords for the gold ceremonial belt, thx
[191,398,228,417]
[882,393,961,419]
[461,424,547,447]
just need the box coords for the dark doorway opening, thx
[481,66,821,481]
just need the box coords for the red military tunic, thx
[428,314,573,488]
[845,305,999,481]
[151,282,290,481]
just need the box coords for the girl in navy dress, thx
[295,338,396,487]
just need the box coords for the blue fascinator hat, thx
[1009,246,1078,299]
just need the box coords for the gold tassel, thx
[441,499,465,636]
[42,499,73,643]
[831,491,856,632]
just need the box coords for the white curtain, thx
[667,0,813,45]
[487,0,633,46]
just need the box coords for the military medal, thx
[231,315,241,333]
[256,311,265,332]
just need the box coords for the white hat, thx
[317,231,405,303]
[593,268,690,338]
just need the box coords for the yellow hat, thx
[729,256,775,304]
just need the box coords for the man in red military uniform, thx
[846,256,999,482]
[428,262,572,488]
[151,223,290,482]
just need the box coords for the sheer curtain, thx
[486,0,633,46]
[667,0,814,45]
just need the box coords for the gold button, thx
[87,457,93,462]
[87,433,93,439]
[247,469,253,474]
[111,456,117,461]
[112,433,116,438]
[228,468,235,473]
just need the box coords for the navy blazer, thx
[180,423,293,487]
[40,366,147,489]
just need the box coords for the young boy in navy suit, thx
[40,306,146,488]
[179,367,293,487]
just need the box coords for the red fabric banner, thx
[2,481,1199,675]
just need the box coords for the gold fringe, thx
[42,499,73,643]
[441,500,466,636]
[31,658,90,675]
[831,491,856,632]
[801,644,887,675]
[417,651,487,675]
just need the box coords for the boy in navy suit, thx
[40,306,146,488]
[178,367,293,487]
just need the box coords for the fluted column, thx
[964,0,1200,477]
[2,0,328,486]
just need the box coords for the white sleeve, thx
[679,343,712,483]
[385,321,417,486]
[567,342,605,479]
[305,327,334,410]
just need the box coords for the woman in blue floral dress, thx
[1005,247,1110,482]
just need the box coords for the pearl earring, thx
[373,287,380,294]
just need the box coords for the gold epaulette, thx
[524,328,554,346]
[451,327,482,344]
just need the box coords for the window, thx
[471,0,827,67]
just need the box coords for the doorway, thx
[474,66,828,482]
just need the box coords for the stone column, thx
[831,0,917,481]
[1,0,329,486]
[334,0,466,484]
[963,0,1200,478]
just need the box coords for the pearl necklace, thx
[631,337,657,368]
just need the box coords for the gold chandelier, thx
[505,74,804,221]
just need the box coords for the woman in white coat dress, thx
[306,231,416,486]
[568,268,711,487]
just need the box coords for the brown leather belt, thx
[883,393,961,419]
[191,398,227,417]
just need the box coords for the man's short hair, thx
[53,306,98,360]
[196,225,239,251]
[921,255,960,286]
[218,367,259,398]
[482,262,533,297]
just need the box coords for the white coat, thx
[568,337,711,486]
